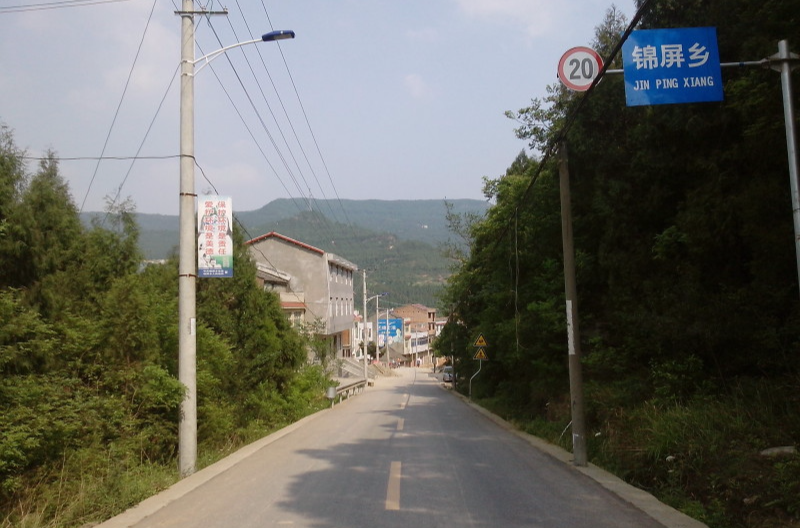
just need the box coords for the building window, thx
[287,310,304,327]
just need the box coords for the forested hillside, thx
[86,198,488,308]
[247,209,452,308]
[236,197,489,247]
[0,126,330,527]
[435,3,800,527]
[118,198,488,262]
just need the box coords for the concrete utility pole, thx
[375,295,380,363]
[385,309,390,365]
[367,292,385,364]
[176,1,293,477]
[177,0,201,479]
[558,142,587,467]
[362,270,367,380]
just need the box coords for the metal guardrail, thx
[337,358,365,379]
[326,378,367,407]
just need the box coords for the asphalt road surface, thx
[100,367,681,528]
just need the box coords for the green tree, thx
[7,153,82,299]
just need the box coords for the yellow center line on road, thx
[385,461,402,511]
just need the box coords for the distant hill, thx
[237,198,488,247]
[82,198,487,258]
[82,198,489,309]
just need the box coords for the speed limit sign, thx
[558,47,604,92]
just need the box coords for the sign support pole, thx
[469,360,482,401]
[775,40,800,293]
[558,142,587,467]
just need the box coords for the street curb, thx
[443,386,708,528]
[93,408,331,528]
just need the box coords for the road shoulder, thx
[93,410,329,528]
[443,386,708,528]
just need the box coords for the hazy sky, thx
[0,0,634,216]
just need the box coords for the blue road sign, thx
[622,27,723,106]
[377,318,404,346]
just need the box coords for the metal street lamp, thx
[177,1,294,478]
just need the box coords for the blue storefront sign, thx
[377,318,404,347]
[622,27,723,106]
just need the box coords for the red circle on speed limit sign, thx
[558,47,604,91]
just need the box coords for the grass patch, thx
[0,369,332,528]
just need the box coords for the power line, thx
[233,4,365,254]
[257,0,358,239]
[223,15,319,208]
[192,38,306,214]
[233,3,340,225]
[23,155,181,161]
[81,0,159,213]
[105,63,181,214]
[184,2,362,259]
[0,0,133,14]
[493,0,655,248]
[200,15,352,255]
[204,21,313,208]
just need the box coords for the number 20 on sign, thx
[558,46,604,92]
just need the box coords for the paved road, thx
[100,368,688,528]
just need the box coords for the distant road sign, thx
[473,348,488,361]
[558,47,604,92]
[473,334,488,347]
[622,27,723,106]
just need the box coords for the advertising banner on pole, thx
[377,318,403,347]
[197,195,233,278]
[622,27,723,106]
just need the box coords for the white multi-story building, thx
[246,232,358,359]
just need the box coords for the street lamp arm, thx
[188,30,295,76]
[189,38,260,74]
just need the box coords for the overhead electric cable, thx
[237,1,339,223]
[204,21,312,209]
[223,16,318,207]
[233,4,363,253]
[194,157,306,306]
[258,0,358,236]
[105,63,181,214]
[0,0,132,13]
[182,3,344,254]
[496,0,656,245]
[23,154,181,162]
[201,19,348,248]
[80,0,158,213]
[192,38,305,214]
[446,0,657,327]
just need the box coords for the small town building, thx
[246,232,358,360]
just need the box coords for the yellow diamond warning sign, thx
[473,334,488,348]
[473,348,488,360]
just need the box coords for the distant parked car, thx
[442,366,454,383]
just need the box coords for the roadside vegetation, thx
[0,124,331,527]
[435,2,800,527]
